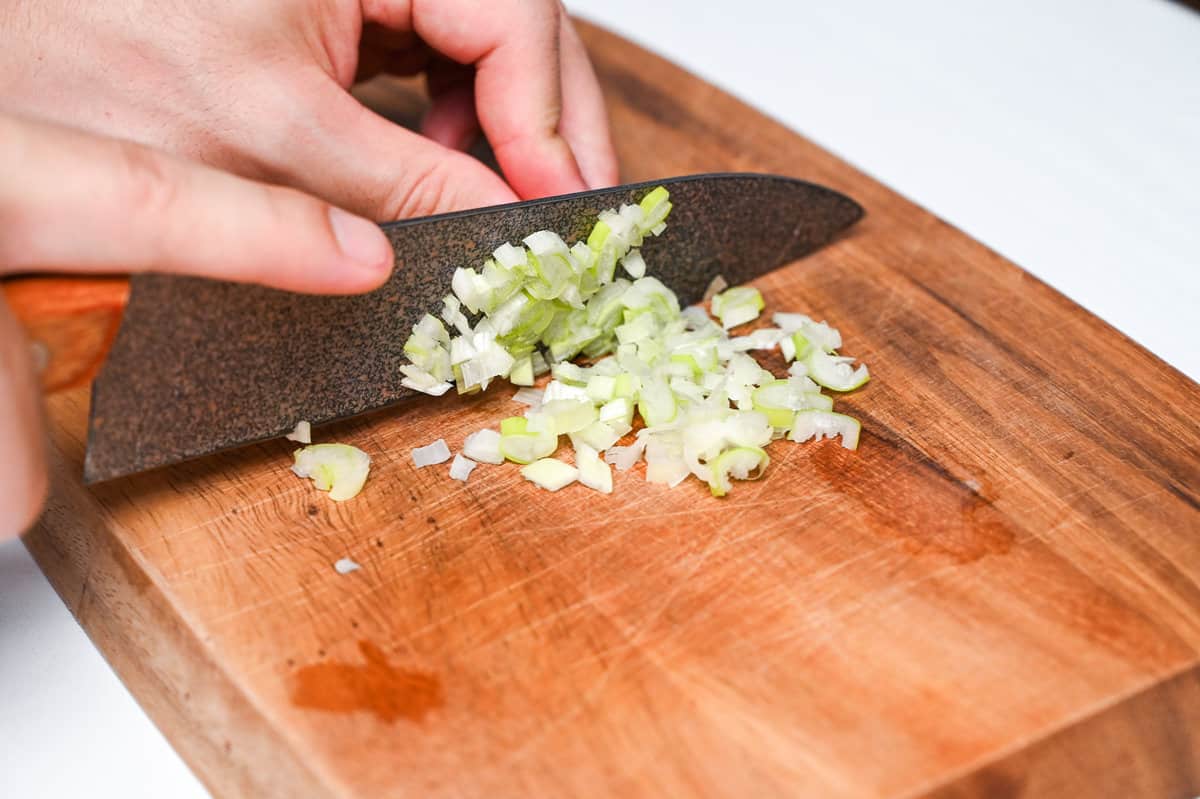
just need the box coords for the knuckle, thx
[382,161,449,220]
[117,140,179,220]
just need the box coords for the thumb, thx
[0,113,393,294]
[267,79,519,221]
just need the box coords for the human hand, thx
[0,0,618,220]
[0,111,396,538]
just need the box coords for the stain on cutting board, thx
[292,641,444,724]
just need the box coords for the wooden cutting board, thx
[24,21,1200,799]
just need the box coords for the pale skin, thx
[0,0,618,538]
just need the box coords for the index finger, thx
[397,0,588,199]
[0,113,393,294]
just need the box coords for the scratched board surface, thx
[26,21,1200,799]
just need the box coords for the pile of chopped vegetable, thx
[398,186,870,497]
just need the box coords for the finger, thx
[274,78,516,220]
[0,295,48,539]
[0,114,393,294]
[556,11,619,188]
[422,59,479,152]
[382,0,587,199]
[422,83,479,151]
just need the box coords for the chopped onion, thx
[789,411,862,450]
[400,365,453,396]
[605,439,646,471]
[393,185,871,499]
[449,453,477,482]
[462,428,504,464]
[285,420,312,444]
[702,274,729,301]
[334,557,361,574]
[292,443,371,501]
[707,446,769,497]
[731,328,787,352]
[806,348,870,391]
[573,442,613,494]
[512,387,544,407]
[411,439,452,467]
[520,458,579,491]
[499,417,558,464]
[711,286,764,330]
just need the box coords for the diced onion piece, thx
[707,446,769,497]
[645,441,691,487]
[509,354,535,386]
[806,348,870,391]
[620,249,647,279]
[605,439,646,471]
[292,443,371,502]
[711,286,764,330]
[586,374,616,402]
[520,458,579,491]
[412,439,452,467]
[334,557,361,574]
[285,420,312,444]
[599,397,633,424]
[637,380,677,427]
[542,379,592,403]
[462,428,504,464]
[789,411,862,450]
[449,453,477,482]
[751,380,815,428]
[731,328,787,352]
[540,399,597,434]
[573,443,613,494]
[401,365,453,396]
[702,274,729,301]
[512,387,544,407]
[500,429,559,464]
[774,313,842,352]
[571,420,624,451]
[780,331,812,362]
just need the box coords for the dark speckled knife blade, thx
[84,172,863,483]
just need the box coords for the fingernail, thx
[329,207,392,272]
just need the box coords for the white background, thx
[2,1,1197,796]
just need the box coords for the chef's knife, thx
[3,173,862,482]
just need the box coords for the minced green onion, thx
[397,186,871,498]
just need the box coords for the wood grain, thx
[23,20,1200,799]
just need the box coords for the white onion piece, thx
[462,429,504,464]
[400,365,454,396]
[411,439,452,467]
[520,458,579,491]
[702,274,729,301]
[789,411,862,450]
[292,444,371,501]
[285,420,312,444]
[449,453,477,482]
[605,439,646,471]
[334,557,361,574]
[573,443,613,494]
[512,387,544,407]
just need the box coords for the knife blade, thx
[75,172,861,483]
